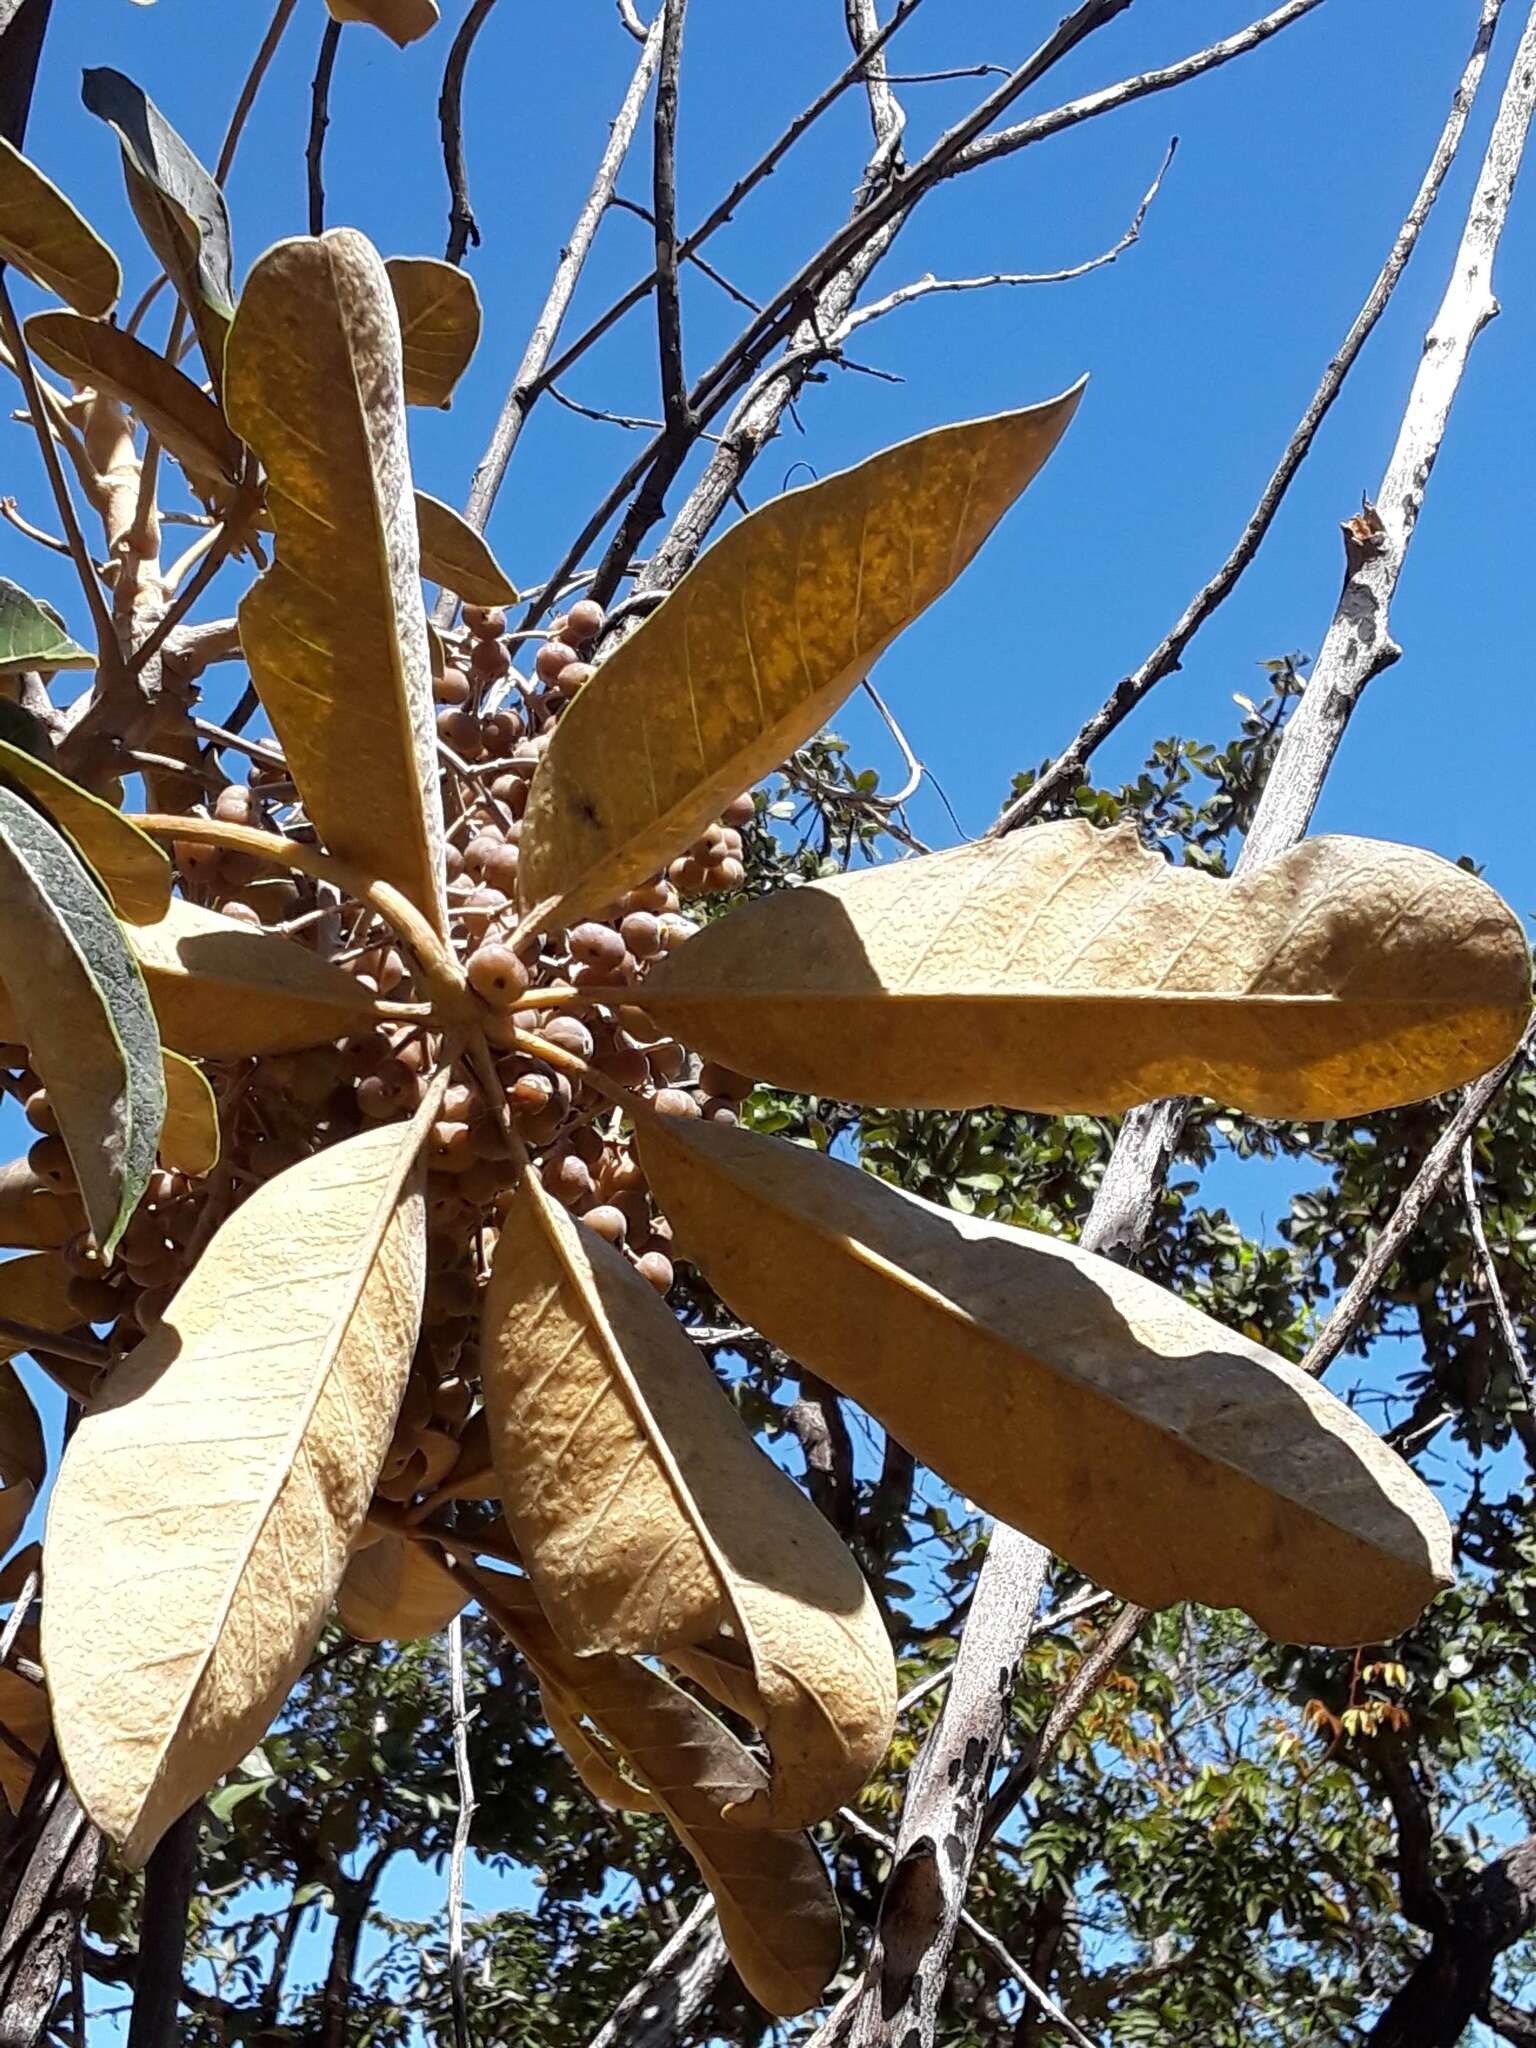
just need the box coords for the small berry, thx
[581,1204,628,1246]
[635,1251,674,1293]
[469,944,531,1007]
[566,597,604,642]
[653,1088,700,1119]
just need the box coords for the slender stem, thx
[993,0,1505,835]
[650,0,690,439]
[432,7,665,621]
[128,814,466,1001]
[0,276,116,660]
[306,18,342,237]
[440,0,498,264]
[125,1806,199,2048]
[216,0,302,184]
[446,1616,476,2048]
[0,1320,107,1373]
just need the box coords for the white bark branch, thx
[843,11,1536,2044]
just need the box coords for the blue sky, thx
[4,0,1536,2034]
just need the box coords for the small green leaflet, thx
[0,580,94,675]
[80,67,233,391]
[0,788,164,1255]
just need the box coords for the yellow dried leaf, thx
[126,899,385,1056]
[24,310,243,490]
[337,1533,466,1641]
[637,1116,1453,1648]
[43,1088,441,1865]
[225,230,448,937]
[644,824,1532,1118]
[0,1479,31,1560]
[480,1572,841,2016]
[0,1664,50,1812]
[0,1250,73,1487]
[0,138,120,316]
[0,1161,82,1250]
[386,258,480,408]
[515,388,1082,936]
[159,1051,218,1176]
[415,492,518,606]
[538,1680,660,1813]
[482,1172,894,1828]
[0,735,170,925]
[326,0,440,44]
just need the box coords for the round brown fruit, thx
[464,604,506,638]
[468,945,531,1008]
[566,598,604,643]
[536,639,579,682]
[653,1088,700,1119]
[581,1204,627,1246]
[635,1250,674,1293]
[28,1135,72,1186]
[569,922,626,972]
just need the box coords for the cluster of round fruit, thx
[10,596,764,1514]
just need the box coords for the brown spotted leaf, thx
[515,388,1083,936]
[481,1170,894,1828]
[637,1116,1453,1648]
[642,823,1532,1119]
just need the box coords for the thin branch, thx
[433,6,666,620]
[840,135,1176,334]
[306,17,342,239]
[441,0,498,263]
[524,0,930,411]
[953,0,1326,178]
[126,1806,199,2048]
[1460,1135,1536,1419]
[0,497,68,555]
[836,1806,1101,2047]
[215,0,301,184]
[446,1615,476,2048]
[0,1320,110,1372]
[584,1896,728,2048]
[852,13,1536,2039]
[615,0,647,37]
[605,194,759,308]
[1303,1034,1530,1380]
[0,276,116,661]
[994,0,1503,834]
[651,0,690,439]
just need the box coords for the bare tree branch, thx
[650,0,689,439]
[841,135,1177,333]
[994,0,1504,833]
[306,16,342,237]
[845,13,1536,2038]
[446,1616,476,2048]
[584,1896,728,2048]
[431,6,666,621]
[440,0,498,264]
[215,0,301,185]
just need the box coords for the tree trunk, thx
[1368,1837,1536,2047]
[319,1846,390,2048]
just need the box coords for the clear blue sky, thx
[5,0,1536,2033]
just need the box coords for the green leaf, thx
[0,136,120,315]
[0,580,94,675]
[80,67,233,392]
[0,786,164,1254]
[0,735,170,922]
